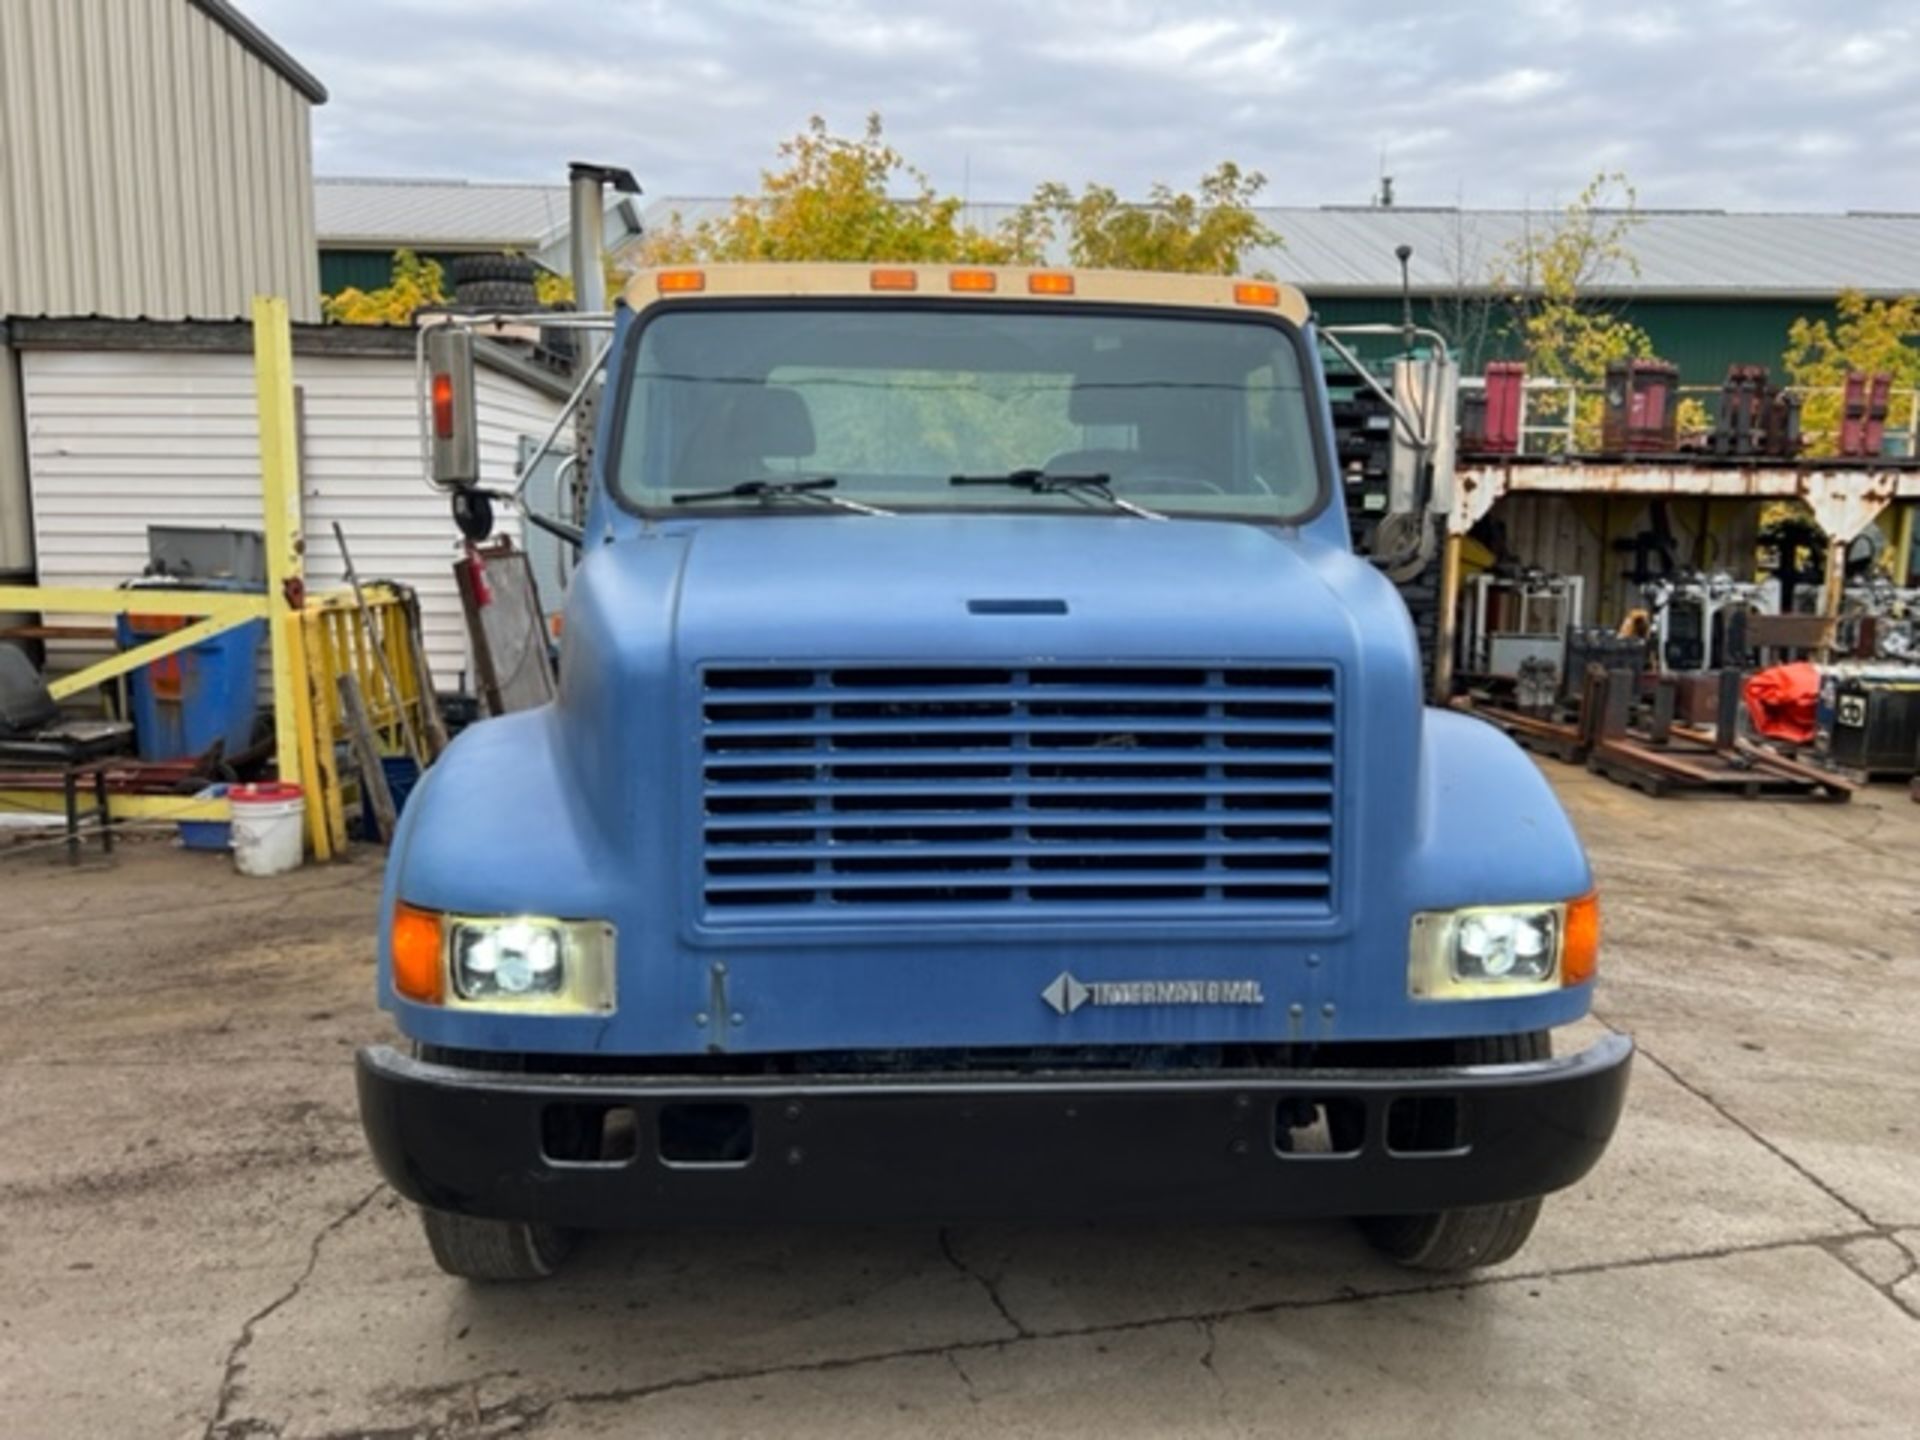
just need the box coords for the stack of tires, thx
[450,253,576,367]
[450,253,539,312]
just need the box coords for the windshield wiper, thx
[949,469,1166,521]
[671,476,892,516]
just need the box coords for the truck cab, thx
[357,263,1631,1281]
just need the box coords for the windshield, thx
[614,303,1326,521]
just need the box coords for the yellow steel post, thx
[252,296,305,788]
[1896,503,1915,588]
[285,612,332,862]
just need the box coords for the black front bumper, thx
[357,1035,1632,1228]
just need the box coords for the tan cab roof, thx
[621,263,1309,323]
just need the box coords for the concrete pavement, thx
[1,765,1915,1438]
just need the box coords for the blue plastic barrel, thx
[116,585,265,762]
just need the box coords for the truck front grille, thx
[698,664,1337,919]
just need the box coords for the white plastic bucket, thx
[229,781,305,876]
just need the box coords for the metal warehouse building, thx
[0,0,563,690]
[0,0,326,585]
[1259,207,1920,381]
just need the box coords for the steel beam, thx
[0,585,266,618]
[0,790,229,822]
[1451,460,1920,537]
[252,296,305,786]
[43,610,250,701]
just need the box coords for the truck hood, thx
[625,512,1382,663]
[555,512,1423,870]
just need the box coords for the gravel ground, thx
[2,763,1916,1438]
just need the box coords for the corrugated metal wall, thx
[0,0,319,322]
[18,349,558,690]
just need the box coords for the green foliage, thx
[1782,290,1920,456]
[1006,162,1280,275]
[322,249,445,325]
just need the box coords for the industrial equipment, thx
[1462,570,1584,686]
[1817,667,1920,775]
[1641,572,1772,674]
[1600,358,1679,454]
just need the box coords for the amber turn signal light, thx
[1562,891,1600,986]
[391,903,444,1004]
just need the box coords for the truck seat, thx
[679,385,817,484]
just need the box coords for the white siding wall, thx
[20,348,560,693]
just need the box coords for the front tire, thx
[420,1207,572,1282]
[1358,1031,1549,1273]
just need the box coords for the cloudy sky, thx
[248,0,1920,212]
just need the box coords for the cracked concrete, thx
[203,1183,385,1440]
[939,1229,1029,1340]
[1,768,1916,1438]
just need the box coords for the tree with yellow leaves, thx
[321,250,447,325]
[1782,290,1920,456]
[1490,174,1655,450]
[1011,163,1278,276]
[637,115,1276,277]
[640,115,1014,267]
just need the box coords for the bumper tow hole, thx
[1275,1096,1364,1157]
[542,1104,640,1165]
[1385,1095,1468,1156]
[659,1102,755,1167]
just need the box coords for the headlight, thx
[390,903,615,1014]
[1408,893,1599,1000]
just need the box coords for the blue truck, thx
[357,262,1631,1281]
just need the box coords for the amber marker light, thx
[949,269,998,293]
[1562,891,1601,987]
[391,903,445,1004]
[656,269,706,293]
[1027,272,1075,295]
[1234,281,1281,307]
[870,267,918,291]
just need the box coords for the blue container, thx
[116,587,264,762]
[382,755,422,815]
[352,755,422,842]
[177,783,232,851]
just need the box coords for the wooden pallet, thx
[1463,670,1854,802]
[1587,734,1853,800]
